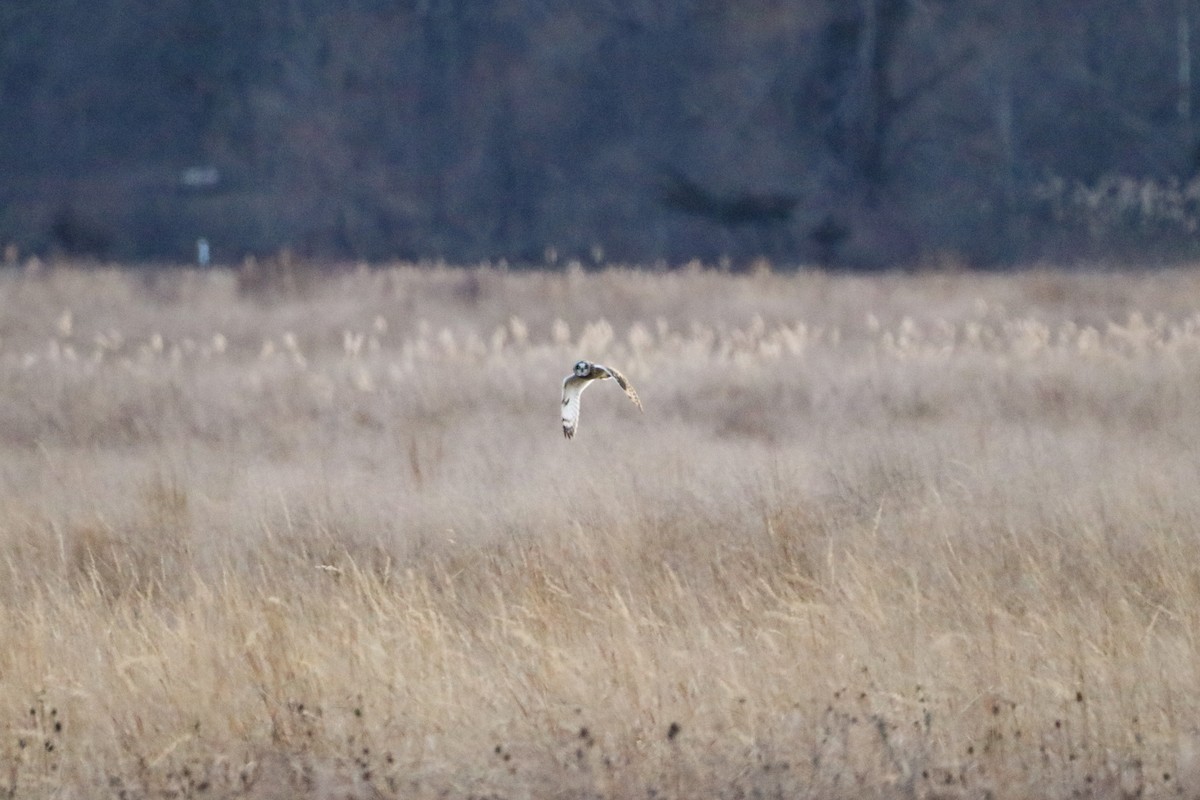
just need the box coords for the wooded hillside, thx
[4,1,1200,267]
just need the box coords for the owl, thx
[561,360,642,439]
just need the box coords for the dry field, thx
[2,262,1200,798]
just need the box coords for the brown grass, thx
[1,261,1200,798]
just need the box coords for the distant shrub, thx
[1033,173,1200,238]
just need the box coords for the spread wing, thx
[561,375,589,439]
[594,364,642,411]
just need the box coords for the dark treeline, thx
[5,1,1200,268]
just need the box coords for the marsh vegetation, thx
[1,262,1199,798]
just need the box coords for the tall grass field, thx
[1,262,1200,799]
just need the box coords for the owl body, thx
[561,360,641,439]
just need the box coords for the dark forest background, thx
[6,1,1200,268]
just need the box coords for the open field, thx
[2,262,1200,798]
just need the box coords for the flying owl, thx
[561,360,642,439]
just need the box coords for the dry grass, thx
[1,261,1200,798]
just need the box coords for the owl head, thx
[573,360,592,377]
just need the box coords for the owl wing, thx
[595,364,642,411]
[561,374,589,439]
